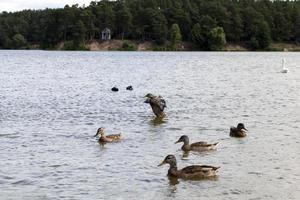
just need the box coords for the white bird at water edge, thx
[281,58,289,73]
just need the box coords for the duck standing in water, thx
[175,135,219,152]
[144,93,166,118]
[230,123,247,137]
[281,58,289,73]
[94,127,122,142]
[158,155,220,179]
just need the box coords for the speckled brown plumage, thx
[94,127,122,143]
[144,93,166,117]
[175,135,219,151]
[230,123,247,137]
[158,155,220,179]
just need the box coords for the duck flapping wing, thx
[150,96,166,111]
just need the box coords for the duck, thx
[126,86,133,90]
[94,127,121,142]
[111,87,119,92]
[175,135,219,151]
[230,123,247,137]
[281,59,289,73]
[144,93,166,117]
[158,155,220,179]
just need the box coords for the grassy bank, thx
[25,40,300,52]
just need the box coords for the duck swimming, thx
[175,135,219,151]
[230,123,247,137]
[126,86,133,90]
[111,87,119,92]
[94,127,122,142]
[158,155,220,179]
[144,93,166,117]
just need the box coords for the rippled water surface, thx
[0,50,299,200]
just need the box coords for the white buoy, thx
[281,59,288,73]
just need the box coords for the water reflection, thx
[168,175,219,186]
[181,151,190,159]
[149,116,167,126]
[168,176,180,186]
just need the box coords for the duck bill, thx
[175,140,180,144]
[94,133,99,137]
[242,128,248,131]
[158,160,166,167]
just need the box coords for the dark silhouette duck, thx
[94,127,122,142]
[175,135,219,152]
[158,155,220,179]
[111,87,119,92]
[230,123,247,137]
[144,93,166,117]
[126,86,133,90]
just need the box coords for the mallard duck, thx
[175,135,219,151]
[94,127,121,142]
[158,155,220,179]
[230,123,247,137]
[144,93,166,117]
[111,87,119,92]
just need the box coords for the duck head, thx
[158,155,177,168]
[175,135,189,145]
[237,123,247,131]
[126,86,133,90]
[94,127,105,137]
[145,93,155,98]
[144,93,154,103]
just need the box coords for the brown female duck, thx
[175,135,219,151]
[230,123,247,137]
[94,127,121,142]
[158,155,220,179]
[144,93,166,118]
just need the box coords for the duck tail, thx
[214,142,220,147]
[214,166,221,171]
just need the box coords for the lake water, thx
[0,50,299,200]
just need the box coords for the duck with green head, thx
[158,155,220,179]
[175,135,219,152]
[144,93,166,118]
[94,127,122,142]
[230,123,247,137]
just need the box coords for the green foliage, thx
[208,27,226,51]
[190,23,204,48]
[115,0,132,39]
[170,23,182,49]
[119,40,136,51]
[0,0,299,50]
[255,21,271,49]
[73,20,87,43]
[63,41,88,51]
[11,33,27,48]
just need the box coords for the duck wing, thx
[106,134,121,139]
[190,141,208,147]
[181,165,219,174]
[150,97,166,111]
[230,127,237,132]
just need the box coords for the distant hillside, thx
[0,0,299,51]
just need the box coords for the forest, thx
[0,0,299,50]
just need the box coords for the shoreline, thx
[2,40,300,52]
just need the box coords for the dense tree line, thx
[0,0,299,50]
